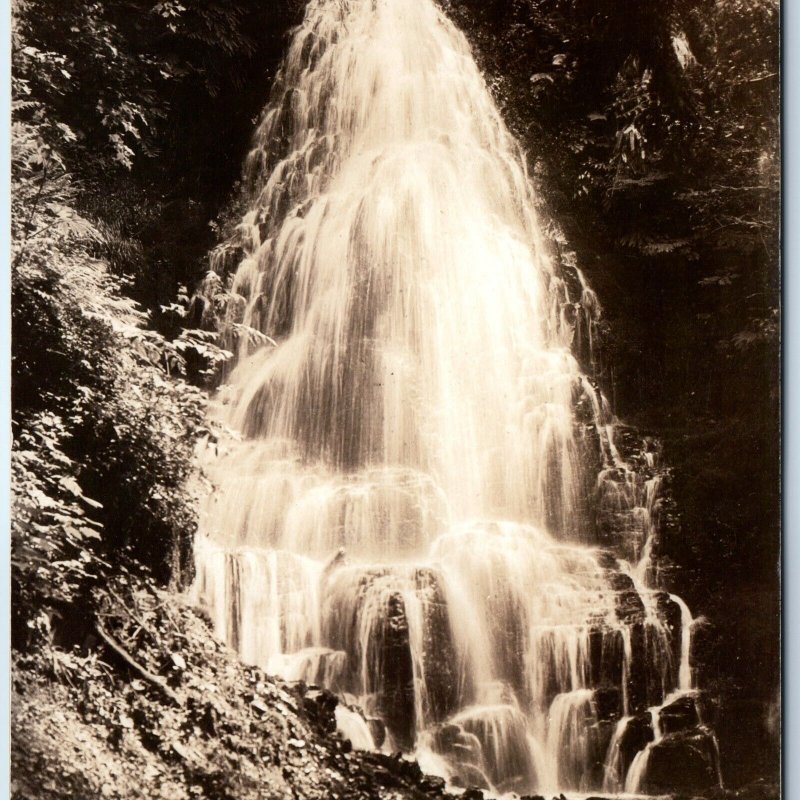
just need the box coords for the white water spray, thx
[193,0,711,793]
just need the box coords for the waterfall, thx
[192,0,716,794]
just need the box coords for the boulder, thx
[303,688,338,734]
[639,729,721,794]
[418,774,446,794]
[618,713,654,779]
[659,694,700,735]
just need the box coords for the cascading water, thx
[192,0,722,794]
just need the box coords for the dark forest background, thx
[10,0,779,792]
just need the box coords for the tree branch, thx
[96,621,181,706]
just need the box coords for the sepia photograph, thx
[9,0,781,798]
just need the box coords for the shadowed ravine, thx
[192,0,723,795]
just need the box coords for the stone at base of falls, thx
[419,775,448,794]
[639,728,721,794]
[356,752,448,796]
[303,687,339,734]
[367,716,387,748]
[423,722,491,790]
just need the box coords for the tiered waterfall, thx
[192,0,722,794]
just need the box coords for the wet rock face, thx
[655,591,682,631]
[324,566,461,750]
[618,619,678,714]
[593,685,621,721]
[425,723,491,790]
[285,546,700,793]
[619,713,655,778]
[490,599,528,698]
[468,712,537,794]
[641,729,721,794]
[590,426,666,564]
[593,626,624,689]
[694,690,721,729]
[655,591,683,673]
[379,591,417,749]
[643,626,671,709]
[659,694,700,734]
[615,588,646,625]
[583,719,616,788]
[367,716,386,748]
[415,568,460,722]
[627,622,648,713]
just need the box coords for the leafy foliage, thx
[13,0,275,165]
[10,0,308,642]
[11,120,214,647]
[13,0,304,312]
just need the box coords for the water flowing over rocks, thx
[190,0,723,794]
